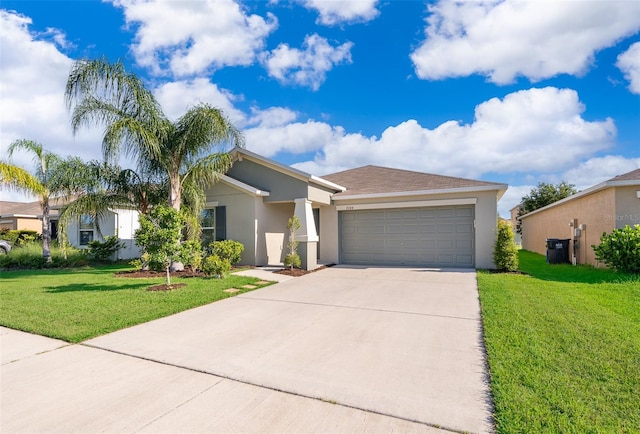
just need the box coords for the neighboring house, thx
[0,200,59,238]
[509,204,522,245]
[520,169,640,266]
[204,148,507,270]
[64,208,141,260]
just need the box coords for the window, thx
[201,206,226,245]
[79,215,94,246]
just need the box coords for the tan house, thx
[520,169,640,266]
[205,148,507,270]
[0,201,58,236]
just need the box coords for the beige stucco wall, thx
[319,204,339,264]
[256,202,294,266]
[0,217,42,232]
[520,188,616,266]
[327,189,501,269]
[614,186,640,229]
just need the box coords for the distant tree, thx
[0,140,88,262]
[517,181,577,233]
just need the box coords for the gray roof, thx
[323,165,504,197]
[0,201,60,217]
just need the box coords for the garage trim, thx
[336,197,477,211]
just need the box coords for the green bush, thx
[284,253,301,269]
[592,225,640,273]
[201,254,231,278]
[87,236,125,262]
[209,240,244,265]
[493,220,519,271]
[0,229,41,246]
[0,242,87,269]
[180,239,203,271]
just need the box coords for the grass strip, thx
[478,250,640,433]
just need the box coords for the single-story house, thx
[520,168,640,266]
[0,200,59,237]
[204,148,507,270]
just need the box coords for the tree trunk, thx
[165,264,171,286]
[168,175,181,211]
[41,200,52,263]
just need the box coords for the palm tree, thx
[65,57,243,212]
[0,140,87,262]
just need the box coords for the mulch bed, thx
[274,264,334,277]
[146,283,187,292]
[115,269,204,278]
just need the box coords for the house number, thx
[345,206,355,210]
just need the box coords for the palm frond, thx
[0,161,46,196]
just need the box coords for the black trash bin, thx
[546,238,570,264]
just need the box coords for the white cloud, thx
[291,87,616,178]
[497,185,533,218]
[263,34,353,90]
[298,0,380,25]
[411,0,640,84]
[110,0,277,77]
[561,155,640,189]
[245,121,338,157]
[153,78,245,125]
[616,42,640,94]
[0,11,102,165]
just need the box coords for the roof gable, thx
[323,165,506,197]
[609,168,640,182]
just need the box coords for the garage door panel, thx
[340,206,474,267]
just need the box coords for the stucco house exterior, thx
[519,169,640,266]
[204,148,507,270]
[64,208,141,260]
[0,201,59,237]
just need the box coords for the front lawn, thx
[478,250,640,433]
[0,264,272,343]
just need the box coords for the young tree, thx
[0,140,87,262]
[134,205,185,286]
[517,181,577,233]
[284,215,302,270]
[493,220,519,271]
[65,57,243,213]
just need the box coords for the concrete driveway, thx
[1,266,493,433]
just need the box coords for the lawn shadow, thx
[46,282,153,293]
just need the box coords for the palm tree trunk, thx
[168,176,181,211]
[41,200,52,263]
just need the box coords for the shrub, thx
[87,236,125,262]
[201,254,231,278]
[209,240,244,265]
[592,225,640,273]
[0,242,87,269]
[493,220,519,271]
[285,215,301,270]
[0,229,41,246]
[180,239,203,271]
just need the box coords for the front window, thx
[79,215,94,246]
[201,208,216,246]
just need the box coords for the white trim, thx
[205,201,219,207]
[333,185,506,201]
[336,198,477,211]
[0,214,39,218]
[310,175,347,192]
[220,175,270,197]
[520,177,640,220]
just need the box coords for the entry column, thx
[293,198,319,270]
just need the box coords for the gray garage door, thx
[340,206,474,267]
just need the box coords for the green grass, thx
[478,250,640,433]
[0,264,272,343]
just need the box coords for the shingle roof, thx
[322,165,504,197]
[0,201,42,216]
[608,168,640,182]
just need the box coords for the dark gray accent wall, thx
[227,159,308,202]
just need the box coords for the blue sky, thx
[1,0,639,216]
